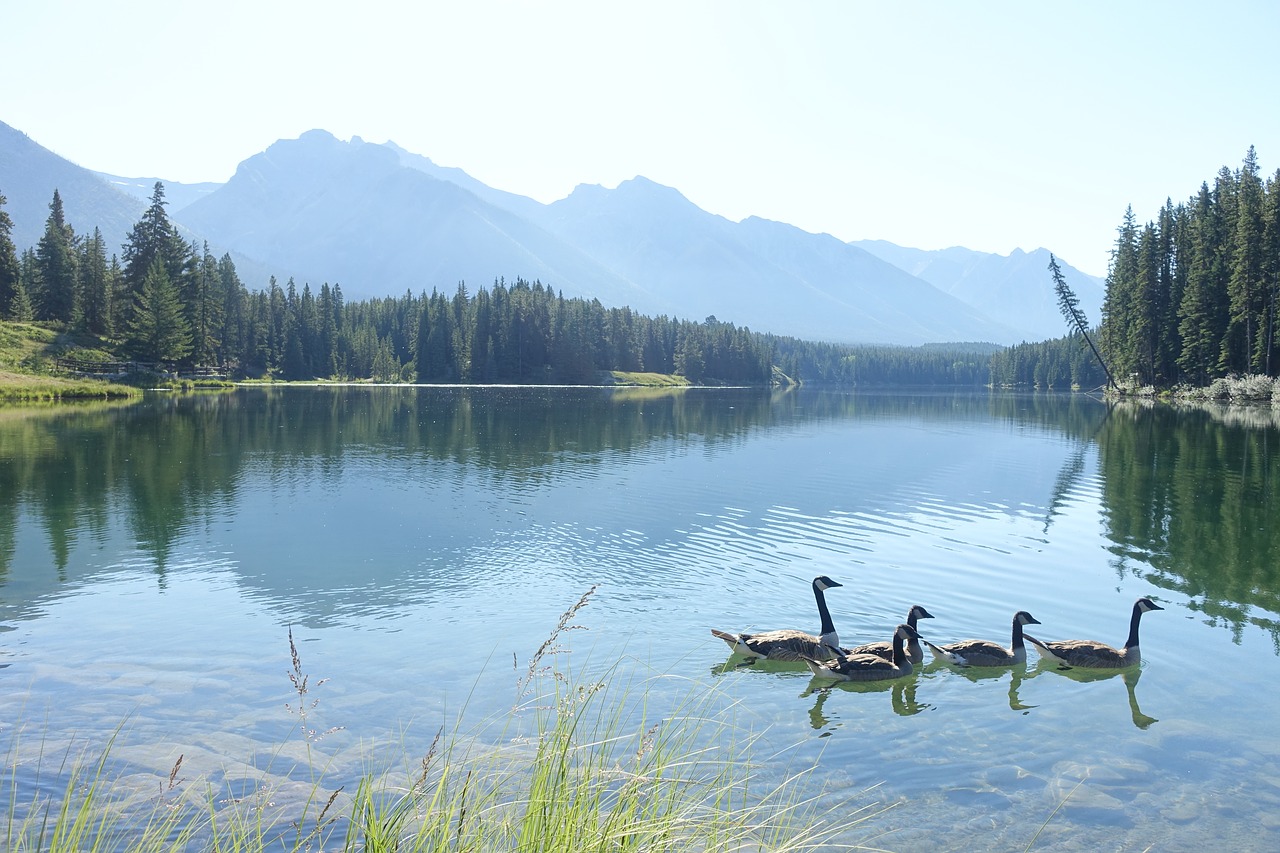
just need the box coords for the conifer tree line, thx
[1099,145,1280,387]
[0,181,997,387]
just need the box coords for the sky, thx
[5,1,1279,278]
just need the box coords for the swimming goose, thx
[1023,597,1163,669]
[844,604,935,664]
[711,575,843,661]
[802,623,921,682]
[921,610,1041,667]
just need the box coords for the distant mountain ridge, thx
[0,120,1105,345]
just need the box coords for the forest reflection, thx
[1,387,1277,650]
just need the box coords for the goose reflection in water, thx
[919,658,1040,713]
[709,656,818,678]
[801,676,932,727]
[1035,660,1158,729]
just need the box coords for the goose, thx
[844,604,935,664]
[1023,597,1163,669]
[802,623,921,682]
[921,610,1041,667]
[711,575,843,661]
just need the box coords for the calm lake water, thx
[2,386,1280,851]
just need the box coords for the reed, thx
[3,589,884,852]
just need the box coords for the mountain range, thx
[0,120,1106,345]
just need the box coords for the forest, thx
[0,183,995,387]
[9,149,1274,392]
[996,146,1280,391]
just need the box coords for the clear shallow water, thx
[2,387,1280,851]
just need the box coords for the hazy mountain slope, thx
[178,131,661,310]
[384,141,546,221]
[0,119,144,253]
[537,177,1019,344]
[0,120,282,287]
[95,173,222,213]
[853,240,1107,342]
[3,120,1106,346]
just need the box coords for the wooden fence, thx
[52,357,228,380]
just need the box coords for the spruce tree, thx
[125,256,193,363]
[0,191,21,318]
[1261,169,1280,374]
[121,182,192,309]
[34,189,79,323]
[1224,146,1265,372]
[1100,207,1139,381]
[79,227,112,335]
[1176,183,1223,382]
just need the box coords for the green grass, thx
[3,589,889,852]
[600,371,693,387]
[0,322,140,401]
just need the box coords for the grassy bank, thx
[3,590,885,852]
[0,323,140,401]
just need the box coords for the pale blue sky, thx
[5,0,1278,277]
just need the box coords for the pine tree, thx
[218,254,246,365]
[1100,206,1139,380]
[1050,253,1113,389]
[125,257,192,363]
[1177,183,1223,382]
[0,191,21,318]
[187,243,225,366]
[121,182,192,312]
[34,189,79,323]
[79,227,112,335]
[1223,146,1266,372]
[1261,169,1280,374]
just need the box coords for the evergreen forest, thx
[1103,146,1280,387]
[5,148,1277,391]
[0,182,995,387]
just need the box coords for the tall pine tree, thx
[125,256,193,363]
[0,191,21,318]
[34,189,79,323]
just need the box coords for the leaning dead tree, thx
[1049,253,1116,391]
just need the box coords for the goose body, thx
[844,604,935,664]
[711,576,843,662]
[803,623,920,682]
[922,610,1040,667]
[1023,597,1163,669]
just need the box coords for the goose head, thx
[908,605,935,623]
[1013,611,1041,626]
[813,576,843,591]
[1135,597,1163,614]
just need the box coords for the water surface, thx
[2,387,1279,851]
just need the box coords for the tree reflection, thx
[1096,401,1280,650]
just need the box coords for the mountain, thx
[175,133,1023,343]
[95,173,221,213]
[0,119,145,253]
[177,130,660,312]
[535,177,1019,344]
[1,121,1106,346]
[853,240,1107,343]
[0,120,281,286]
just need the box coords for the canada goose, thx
[1023,597,1163,669]
[802,623,921,682]
[921,610,1040,667]
[711,575,843,661]
[844,604,935,664]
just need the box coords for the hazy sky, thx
[5,0,1278,277]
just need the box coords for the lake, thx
[2,386,1279,851]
